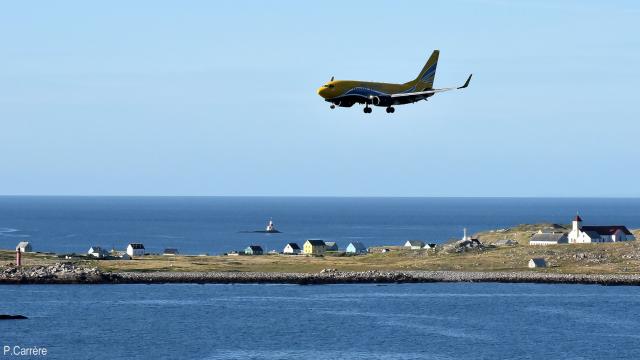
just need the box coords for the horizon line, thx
[1,194,640,199]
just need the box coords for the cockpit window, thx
[324,84,335,88]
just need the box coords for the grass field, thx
[3,225,640,275]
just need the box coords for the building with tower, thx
[567,214,635,243]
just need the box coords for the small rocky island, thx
[1,223,640,286]
[0,314,28,320]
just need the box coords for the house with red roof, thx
[568,215,635,243]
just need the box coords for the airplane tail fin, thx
[411,50,439,90]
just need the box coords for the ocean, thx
[2,283,640,359]
[3,197,640,359]
[1,197,640,255]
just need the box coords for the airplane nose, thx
[317,87,327,97]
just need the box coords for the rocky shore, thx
[0,263,115,284]
[2,263,640,285]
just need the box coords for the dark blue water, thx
[1,197,640,255]
[1,283,640,359]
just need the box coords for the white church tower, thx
[572,214,582,232]
[568,214,583,243]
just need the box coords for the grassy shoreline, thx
[3,224,640,275]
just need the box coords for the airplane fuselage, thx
[317,80,433,108]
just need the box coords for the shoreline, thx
[110,270,640,286]
[3,264,640,286]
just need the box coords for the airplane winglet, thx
[458,74,472,89]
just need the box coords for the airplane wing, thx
[390,74,472,100]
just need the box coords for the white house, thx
[568,215,635,244]
[126,243,145,257]
[404,240,425,250]
[88,246,108,258]
[283,243,302,255]
[528,258,547,268]
[422,243,437,250]
[16,241,32,253]
[529,233,568,246]
[346,242,367,254]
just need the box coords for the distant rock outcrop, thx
[0,315,27,320]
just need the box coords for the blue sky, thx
[1,1,639,196]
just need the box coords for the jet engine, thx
[370,95,393,107]
[334,100,355,108]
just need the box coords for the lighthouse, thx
[265,219,277,233]
[462,227,471,241]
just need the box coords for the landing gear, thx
[386,107,395,113]
[330,104,335,109]
[363,105,372,114]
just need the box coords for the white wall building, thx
[283,243,302,254]
[346,242,367,254]
[88,246,108,258]
[404,240,425,250]
[530,232,568,246]
[16,241,32,253]
[568,215,635,244]
[528,258,547,268]
[126,243,145,257]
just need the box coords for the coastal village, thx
[4,213,640,277]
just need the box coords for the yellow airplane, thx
[317,50,471,113]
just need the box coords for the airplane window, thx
[329,84,335,88]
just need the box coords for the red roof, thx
[574,215,583,222]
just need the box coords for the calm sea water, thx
[1,197,640,254]
[2,198,640,359]
[1,283,640,359]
